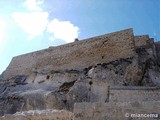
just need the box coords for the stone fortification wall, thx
[3,29,135,80]
[109,87,160,102]
[134,35,149,47]
[0,28,159,119]
[73,101,160,120]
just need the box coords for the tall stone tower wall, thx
[3,29,135,80]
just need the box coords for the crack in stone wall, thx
[0,28,160,119]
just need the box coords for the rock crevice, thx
[0,28,160,119]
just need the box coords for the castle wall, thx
[0,28,159,119]
[134,35,149,47]
[3,29,135,80]
[109,87,160,102]
[73,101,160,120]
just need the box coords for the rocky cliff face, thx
[0,28,160,120]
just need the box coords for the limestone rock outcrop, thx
[0,28,160,120]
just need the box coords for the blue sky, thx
[0,0,159,74]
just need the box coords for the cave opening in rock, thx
[46,75,50,80]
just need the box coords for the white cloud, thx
[47,19,80,43]
[11,0,80,43]
[12,12,49,39]
[24,0,44,11]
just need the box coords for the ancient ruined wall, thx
[73,101,160,120]
[0,28,160,119]
[3,29,135,80]
[109,87,160,102]
[134,35,149,47]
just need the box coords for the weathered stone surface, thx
[0,28,160,119]
[134,35,149,47]
[3,29,135,80]
[109,87,160,102]
[1,109,73,120]
[124,57,144,85]
[74,102,160,120]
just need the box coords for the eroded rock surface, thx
[1,110,73,120]
[0,28,160,119]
